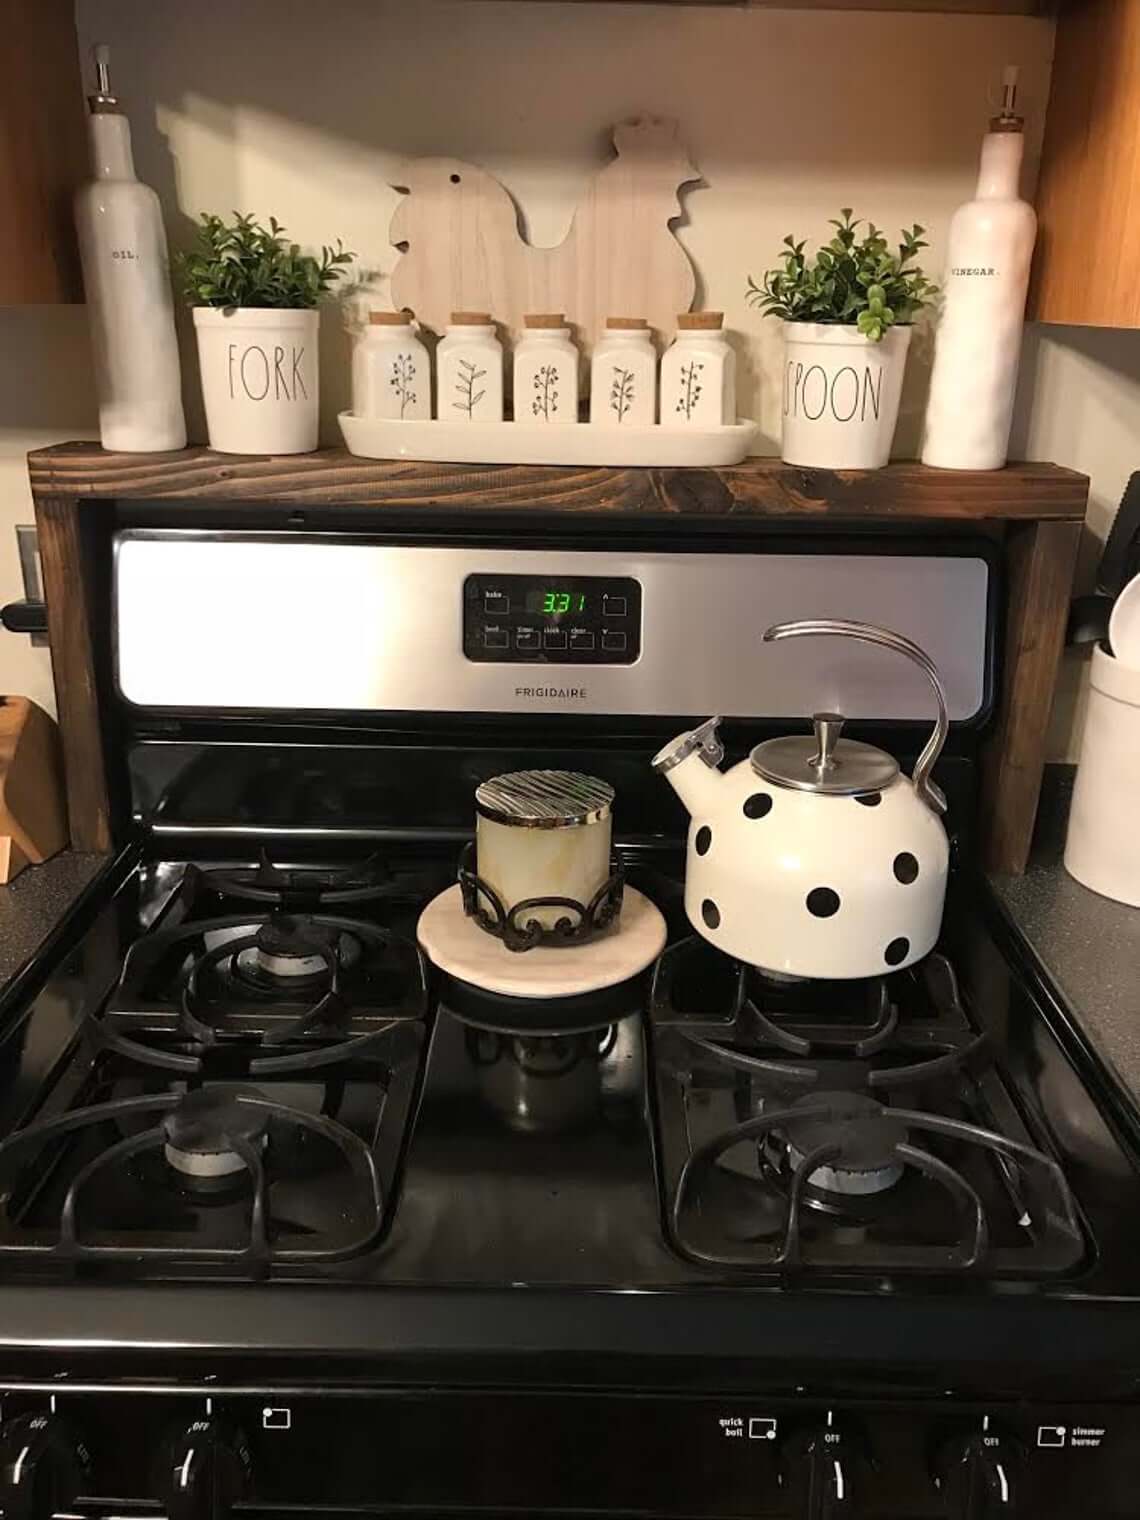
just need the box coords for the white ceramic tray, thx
[339,411,759,468]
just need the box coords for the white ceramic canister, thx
[352,310,431,421]
[589,317,657,425]
[514,314,579,424]
[192,307,319,455]
[74,45,186,452]
[436,312,504,422]
[474,771,615,932]
[779,322,912,470]
[660,312,736,428]
[1064,644,1140,906]
[922,69,1037,471]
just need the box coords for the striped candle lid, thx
[475,770,614,828]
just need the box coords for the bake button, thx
[484,592,510,615]
[543,628,568,652]
[483,627,509,650]
[602,630,627,653]
[569,630,595,652]
[516,627,541,651]
[602,595,628,617]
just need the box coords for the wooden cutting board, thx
[389,115,700,358]
[0,696,68,883]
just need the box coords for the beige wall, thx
[1,0,1129,759]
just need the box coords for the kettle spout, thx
[651,717,725,817]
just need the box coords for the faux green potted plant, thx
[746,210,936,469]
[176,213,354,455]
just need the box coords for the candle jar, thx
[514,314,578,423]
[660,311,736,427]
[470,770,619,943]
[436,312,504,422]
[589,317,657,425]
[352,310,431,420]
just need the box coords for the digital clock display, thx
[525,589,588,616]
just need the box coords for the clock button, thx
[483,628,509,650]
[543,629,568,651]
[601,630,627,653]
[569,630,595,652]
[515,628,541,652]
[602,595,627,616]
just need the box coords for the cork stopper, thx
[606,317,648,330]
[677,312,724,331]
[369,309,412,325]
[450,311,493,325]
[524,313,567,329]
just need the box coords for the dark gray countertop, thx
[0,851,107,993]
[989,765,1140,1107]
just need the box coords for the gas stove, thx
[0,516,1137,1520]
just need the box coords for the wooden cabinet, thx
[1030,0,1140,328]
[0,0,87,304]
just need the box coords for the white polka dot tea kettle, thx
[651,619,951,980]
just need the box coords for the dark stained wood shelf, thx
[27,441,1088,876]
[28,443,1088,521]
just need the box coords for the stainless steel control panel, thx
[115,533,990,720]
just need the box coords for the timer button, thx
[569,630,595,652]
[515,628,541,652]
[484,593,510,615]
[483,628,509,650]
[601,630,627,653]
[543,629,568,652]
[602,595,627,616]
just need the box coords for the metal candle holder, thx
[458,842,624,953]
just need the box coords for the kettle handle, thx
[762,619,949,815]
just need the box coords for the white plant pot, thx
[193,307,319,455]
[779,322,911,470]
[1064,645,1140,907]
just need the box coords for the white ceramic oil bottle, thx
[922,67,1036,471]
[74,46,185,452]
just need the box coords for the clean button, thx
[569,630,595,652]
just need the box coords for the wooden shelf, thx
[26,442,1088,877]
[28,443,1088,522]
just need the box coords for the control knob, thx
[782,1420,858,1519]
[934,1429,1017,1519]
[0,1412,92,1520]
[157,1416,252,1520]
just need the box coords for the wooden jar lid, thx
[523,313,567,328]
[369,310,412,325]
[605,317,648,329]
[451,311,493,325]
[677,311,724,330]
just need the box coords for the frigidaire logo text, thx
[516,686,587,700]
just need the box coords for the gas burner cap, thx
[162,1087,269,1181]
[783,1091,907,1196]
[252,916,334,980]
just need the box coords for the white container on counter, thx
[352,310,431,421]
[74,45,186,453]
[1064,645,1140,907]
[474,771,615,932]
[436,312,504,422]
[660,312,736,428]
[514,314,578,424]
[589,318,657,426]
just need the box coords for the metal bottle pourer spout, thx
[991,63,1024,133]
[88,43,120,114]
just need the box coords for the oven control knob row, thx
[781,1421,859,1519]
[158,1417,252,1520]
[934,1430,1017,1519]
[0,1412,92,1520]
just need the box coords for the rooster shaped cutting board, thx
[389,116,699,356]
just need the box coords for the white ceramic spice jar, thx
[474,771,615,931]
[660,312,736,427]
[436,312,504,422]
[589,317,657,426]
[352,310,431,421]
[514,314,578,424]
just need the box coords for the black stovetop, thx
[0,837,1136,1327]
